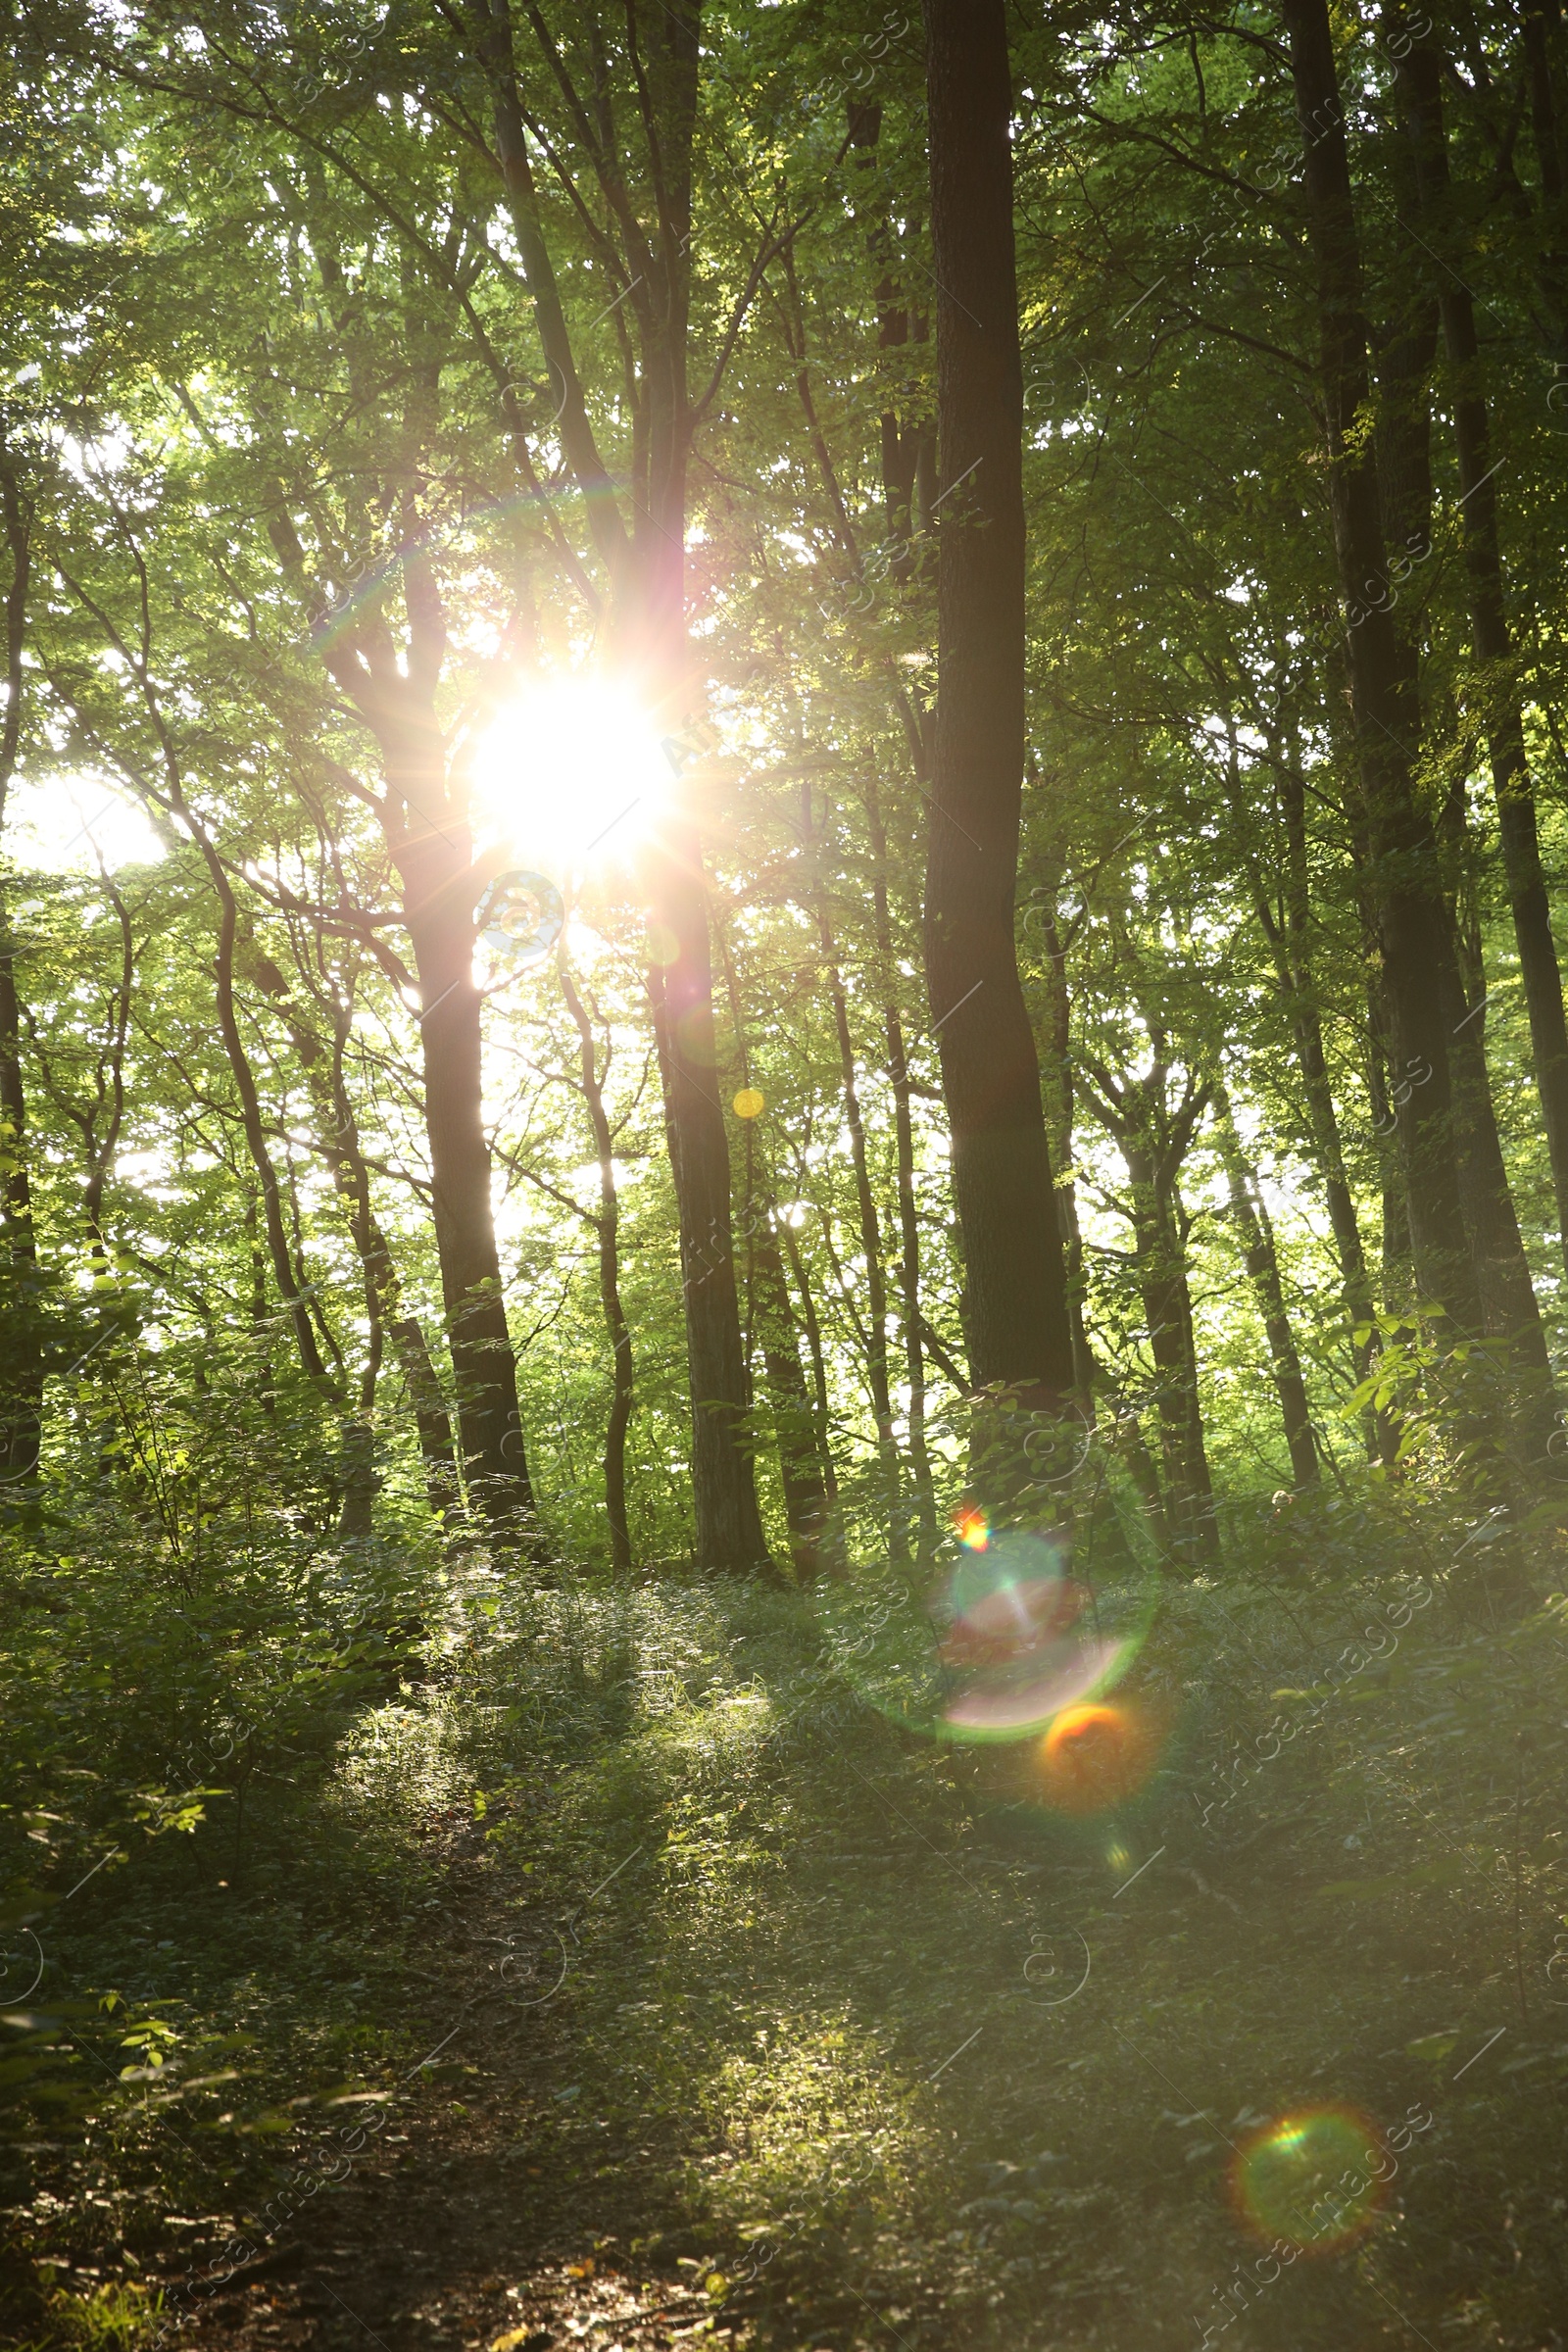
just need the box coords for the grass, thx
[6,1490,1568,2350]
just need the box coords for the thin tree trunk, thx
[1222,717,1379,1392]
[846,98,936,568]
[863,770,936,1548]
[748,1192,832,1580]
[778,1207,837,1510]
[714,932,831,1576]
[921,0,1074,1411]
[401,851,537,1540]
[387,1315,463,1521]
[0,437,44,1491]
[1133,1158,1218,1564]
[1037,898,1097,1400]
[1214,1088,1320,1488]
[1274,741,1379,1332]
[1081,1057,1216,1563]
[249,948,460,1521]
[824,91,937,1533]
[203,859,330,1389]
[813,882,898,1507]
[558,956,635,1575]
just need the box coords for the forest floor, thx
[8,1546,1568,2352]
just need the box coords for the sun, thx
[470,676,672,876]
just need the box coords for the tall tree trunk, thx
[248,947,460,1521]
[778,1207,837,1514]
[1081,1060,1216,1563]
[1521,0,1568,387]
[839,88,938,1534]
[715,932,832,1576]
[593,0,769,1575]
[250,947,386,1529]
[863,770,936,1549]
[0,437,42,1491]
[1393,20,1568,1286]
[277,505,535,1542]
[1214,1088,1320,1488]
[1129,1151,1218,1565]
[558,956,635,1575]
[388,1315,463,1522]
[469,0,769,1568]
[202,852,331,1391]
[813,882,898,1509]
[397,821,537,1542]
[1280,0,1482,1333]
[645,858,770,1570]
[1364,46,1557,1426]
[1036,898,1098,1400]
[921,0,1074,1414]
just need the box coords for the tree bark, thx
[1214,1088,1320,1488]
[1035,896,1098,1400]
[645,853,771,1570]
[813,880,898,1504]
[1280,0,1483,1332]
[1081,1056,1217,1564]
[479,0,770,1572]
[0,436,43,1490]
[388,1315,463,1522]
[268,497,535,1543]
[921,0,1074,1409]
[248,947,460,1522]
[397,832,536,1540]
[715,932,832,1576]
[1393,20,1568,1287]
[863,769,936,1549]
[558,956,635,1575]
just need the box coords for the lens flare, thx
[1232,2107,1387,2251]
[474,869,564,969]
[1036,1702,1157,1814]
[935,1531,1132,1740]
[811,1515,1159,1750]
[732,1088,765,1119]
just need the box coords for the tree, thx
[920,0,1074,1429]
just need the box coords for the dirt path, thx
[159,1819,747,2352]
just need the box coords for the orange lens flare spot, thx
[732,1088,765,1120]
[953,1505,990,1552]
[1232,2107,1387,2252]
[1036,1702,1155,1814]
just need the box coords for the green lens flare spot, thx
[1232,2106,1387,2250]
